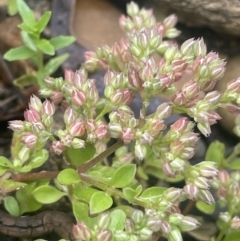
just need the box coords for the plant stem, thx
[215,223,229,241]
[182,200,195,215]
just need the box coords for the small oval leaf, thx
[57,169,80,185]
[109,209,126,231]
[32,185,65,204]
[196,200,215,214]
[4,196,20,216]
[89,191,113,215]
[139,187,166,201]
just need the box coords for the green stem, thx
[79,173,149,208]
[95,104,112,122]
[225,146,240,163]
[78,139,123,173]
[215,223,229,241]
[37,51,45,88]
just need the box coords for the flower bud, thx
[218,170,230,183]
[198,189,215,204]
[180,38,195,56]
[44,76,55,87]
[165,188,182,203]
[72,90,86,106]
[51,141,64,155]
[69,119,85,137]
[72,138,85,149]
[161,220,171,234]
[64,107,77,125]
[108,123,122,138]
[98,213,111,229]
[55,77,64,89]
[24,108,41,122]
[139,227,152,240]
[42,100,55,116]
[126,1,139,16]
[155,102,172,120]
[170,117,189,133]
[168,227,182,241]
[165,28,181,38]
[18,146,30,163]
[193,38,207,57]
[147,216,162,232]
[184,183,199,200]
[219,212,231,223]
[29,95,42,112]
[125,219,135,233]
[135,142,147,160]
[231,216,240,230]
[168,213,183,225]
[179,216,200,231]
[8,120,25,133]
[50,91,63,104]
[21,133,38,148]
[132,210,144,225]
[194,176,210,189]
[72,222,91,241]
[163,14,178,29]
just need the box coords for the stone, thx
[147,0,240,37]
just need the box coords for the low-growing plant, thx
[4,0,75,88]
[2,2,240,241]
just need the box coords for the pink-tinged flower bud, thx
[140,131,154,145]
[138,31,149,49]
[85,119,97,132]
[227,78,240,92]
[218,170,230,183]
[121,127,135,143]
[21,133,38,148]
[42,100,55,116]
[72,90,86,106]
[199,166,218,178]
[198,189,215,204]
[18,146,30,163]
[147,216,162,232]
[210,64,226,80]
[221,103,240,115]
[72,222,91,241]
[29,95,42,112]
[119,15,134,31]
[155,102,172,120]
[111,89,132,105]
[179,216,200,231]
[95,123,109,140]
[163,14,178,29]
[170,117,189,133]
[161,220,171,234]
[139,60,155,81]
[44,76,55,87]
[51,141,64,155]
[162,162,176,177]
[128,67,143,89]
[125,219,135,233]
[126,1,139,16]
[204,91,221,105]
[184,184,199,200]
[72,138,85,149]
[104,69,115,86]
[200,80,217,91]
[165,46,179,62]
[74,70,86,88]
[172,59,187,73]
[197,122,211,137]
[8,120,25,133]
[108,123,122,138]
[180,38,195,56]
[88,84,99,104]
[69,119,85,137]
[64,69,74,84]
[50,91,63,104]
[182,80,198,99]
[172,91,186,106]
[61,134,72,147]
[231,216,240,230]
[24,108,41,122]
[64,107,77,125]
[149,30,161,49]
[135,142,147,160]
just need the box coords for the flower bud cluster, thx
[152,118,198,177]
[182,161,218,204]
[211,170,240,210]
[9,95,55,152]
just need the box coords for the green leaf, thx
[123,185,142,202]
[35,12,51,33]
[32,185,66,204]
[43,53,69,76]
[37,39,54,55]
[110,164,136,188]
[50,36,75,50]
[73,184,99,202]
[0,179,26,193]
[0,168,8,176]
[109,209,126,231]
[223,232,240,241]
[139,187,166,202]
[14,74,38,88]
[89,191,113,215]
[228,158,240,170]
[16,181,45,214]
[67,143,96,167]
[196,200,215,214]
[205,141,225,167]
[29,149,49,169]
[21,31,37,51]
[17,0,36,26]
[0,156,13,168]
[18,22,35,33]
[4,196,20,216]
[8,0,18,15]
[4,46,35,61]
[57,169,80,185]
[72,199,94,227]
